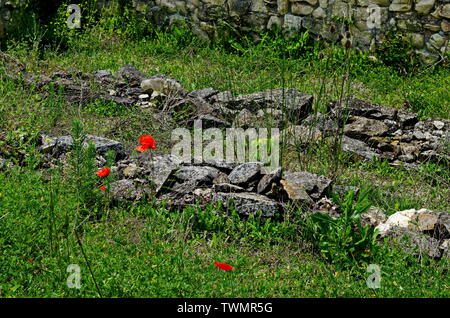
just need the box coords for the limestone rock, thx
[389,0,412,12]
[415,0,436,14]
[292,3,314,16]
[329,98,397,121]
[188,87,219,101]
[282,171,331,200]
[280,179,313,203]
[141,74,182,94]
[228,162,263,185]
[313,197,340,218]
[144,155,182,193]
[213,183,245,193]
[115,64,146,83]
[190,114,231,128]
[440,4,450,19]
[233,108,258,127]
[397,109,418,128]
[375,208,442,236]
[215,192,283,217]
[380,227,443,259]
[342,136,389,160]
[174,166,219,184]
[257,167,282,194]
[312,7,326,19]
[39,134,128,161]
[344,116,390,139]
[225,88,313,123]
[111,179,146,201]
[283,13,303,30]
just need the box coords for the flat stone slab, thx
[39,134,128,160]
[216,88,313,123]
[228,162,263,185]
[111,179,147,201]
[282,171,331,200]
[145,155,183,193]
[344,116,390,139]
[257,167,282,194]
[342,136,392,161]
[329,98,398,121]
[174,166,219,184]
[215,192,283,217]
[280,179,313,203]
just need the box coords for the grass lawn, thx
[0,18,449,298]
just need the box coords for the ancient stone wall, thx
[132,0,450,63]
[1,0,449,63]
[0,0,15,39]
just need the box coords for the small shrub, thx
[305,190,380,266]
[375,32,419,74]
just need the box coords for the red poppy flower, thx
[99,186,106,191]
[214,261,234,271]
[136,134,156,152]
[96,168,111,177]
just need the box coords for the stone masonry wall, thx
[1,0,449,63]
[132,0,450,63]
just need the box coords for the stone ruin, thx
[1,63,449,259]
[1,1,449,64]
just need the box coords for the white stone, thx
[433,121,445,130]
[375,209,439,236]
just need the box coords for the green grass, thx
[0,168,448,297]
[0,10,449,298]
